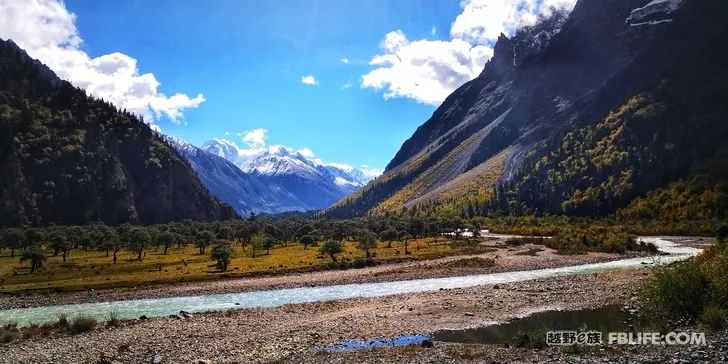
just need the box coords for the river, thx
[0,237,702,326]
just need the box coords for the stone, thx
[420,339,434,348]
[464,312,475,316]
[153,354,163,363]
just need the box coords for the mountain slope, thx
[326,0,728,219]
[0,38,236,226]
[166,137,310,216]
[201,139,370,211]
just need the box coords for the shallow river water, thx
[0,237,702,326]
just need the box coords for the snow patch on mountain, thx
[334,176,358,187]
[627,0,683,26]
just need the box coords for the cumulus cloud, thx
[300,75,319,86]
[0,0,205,128]
[297,148,315,158]
[362,0,577,105]
[362,31,492,105]
[361,166,384,179]
[242,128,267,148]
[340,57,349,64]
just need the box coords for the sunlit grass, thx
[0,238,457,293]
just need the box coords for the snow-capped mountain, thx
[164,137,373,214]
[165,137,311,216]
[200,139,372,211]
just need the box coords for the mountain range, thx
[167,138,372,216]
[325,0,728,221]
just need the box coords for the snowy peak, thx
[201,138,241,161]
[244,149,319,177]
[199,138,372,187]
[179,137,377,212]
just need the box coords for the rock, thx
[153,354,163,363]
[464,312,475,317]
[421,339,434,348]
[139,315,148,320]
[194,360,212,364]
[493,284,500,289]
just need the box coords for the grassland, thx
[0,238,462,293]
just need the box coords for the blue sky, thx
[63,0,463,171]
[1,0,575,174]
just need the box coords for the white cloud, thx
[242,128,267,148]
[340,57,349,64]
[361,167,384,179]
[297,148,315,158]
[0,0,205,128]
[362,32,492,105]
[341,82,353,90]
[362,0,577,105]
[430,26,437,36]
[300,75,319,86]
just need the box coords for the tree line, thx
[0,216,482,273]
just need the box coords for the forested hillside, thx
[0,39,236,227]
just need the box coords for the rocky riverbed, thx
[0,237,718,363]
[1,269,649,363]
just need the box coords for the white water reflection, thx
[0,237,702,326]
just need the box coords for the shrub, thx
[640,243,728,328]
[56,313,70,329]
[319,240,343,262]
[641,258,709,325]
[699,306,726,332]
[505,237,545,246]
[510,331,546,349]
[70,316,98,334]
[547,227,643,255]
[21,323,56,339]
[351,257,376,269]
[0,324,19,343]
[107,311,120,327]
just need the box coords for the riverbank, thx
[0,237,638,310]
[0,268,648,363]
